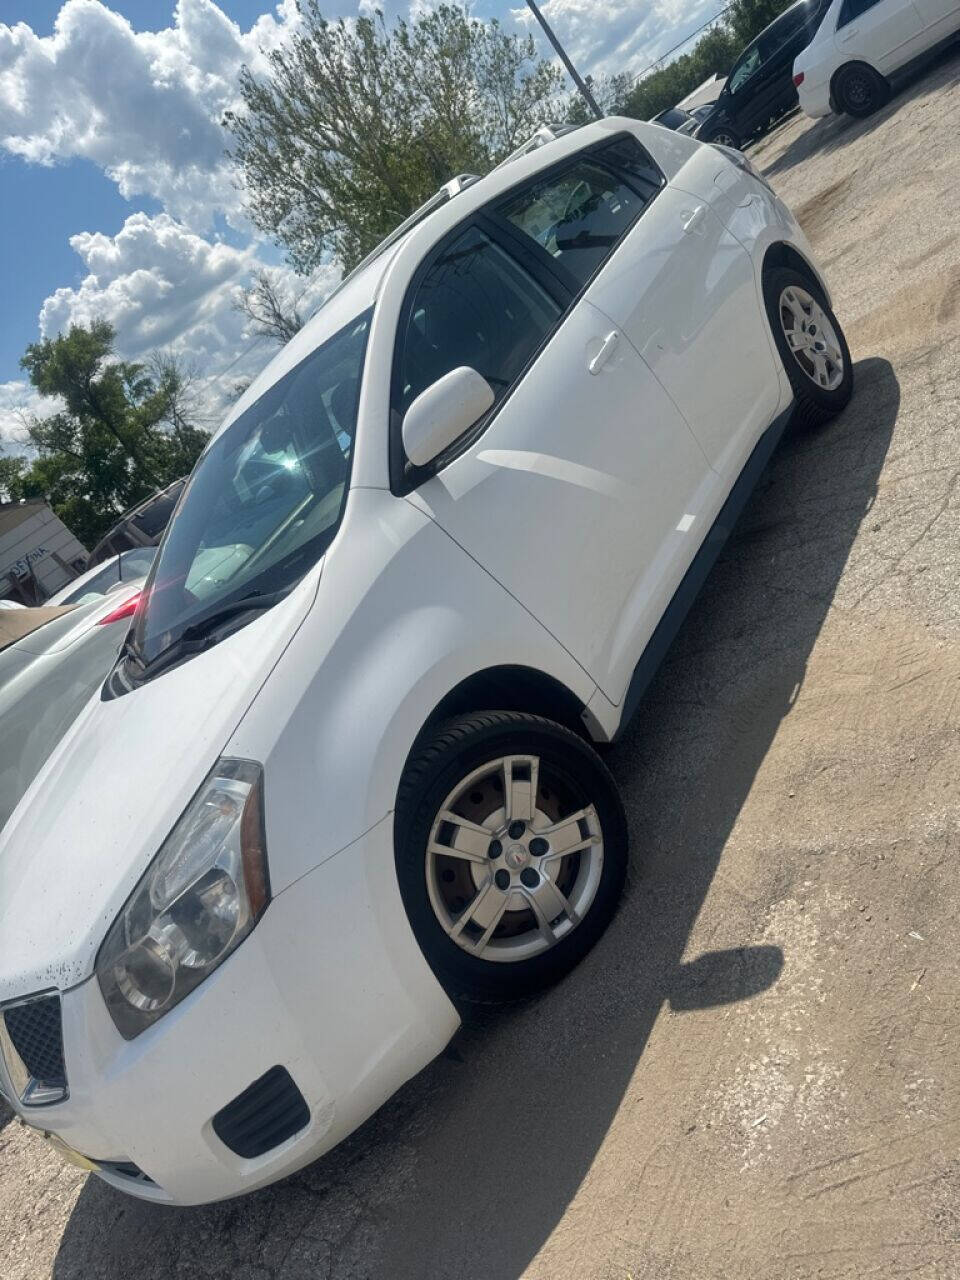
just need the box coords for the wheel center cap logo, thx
[506,844,528,869]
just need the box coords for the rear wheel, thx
[704,126,742,150]
[394,712,628,1003]
[764,266,853,429]
[834,63,888,117]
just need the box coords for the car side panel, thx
[225,489,598,895]
[402,296,720,705]
[837,0,927,72]
[586,178,784,481]
[913,0,960,28]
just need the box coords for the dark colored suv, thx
[695,0,830,149]
[86,477,186,566]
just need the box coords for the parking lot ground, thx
[3,44,960,1280]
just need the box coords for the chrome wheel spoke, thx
[530,875,579,928]
[785,327,805,351]
[472,893,511,953]
[434,811,495,862]
[525,888,558,946]
[449,878,497,940]
[538,806,596,857]
[503,755,538,823]
[781,290,808,327]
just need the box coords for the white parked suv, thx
[0,118,853,1204]
[793,0,960,117]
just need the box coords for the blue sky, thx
[0,0,716,440]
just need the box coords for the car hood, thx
[0,569,320,1003]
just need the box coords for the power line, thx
[631,5,732,84]
[524,0,602,119]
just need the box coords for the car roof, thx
[754,0,818,42]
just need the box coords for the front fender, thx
[226,488,597,894]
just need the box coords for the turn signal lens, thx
[97,592,142,626]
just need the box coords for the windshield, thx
[130,311,371,668]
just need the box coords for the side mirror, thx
[402,366,495,469]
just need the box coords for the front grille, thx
[3,996,66,1091]
[212,1066,310,1159]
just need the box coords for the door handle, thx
[588,330,620,375]
[682,205,707,235]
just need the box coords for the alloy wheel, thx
[424,754,604,963]
[778,284,845,391]
[711,130,738,148]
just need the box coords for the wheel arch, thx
[405,664,596,764]
[761,241,832,309]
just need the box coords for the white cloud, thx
[38,212,340,423]
[0,0,302,229]
[512,0,720,80]
[0,381,47,451]
[41,213,256,357]
[1,0,718,436]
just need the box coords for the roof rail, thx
[493,121,585,171]
[308,173,483,320]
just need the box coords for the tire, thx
[703,126,742,150]
[394,711,628,1003]
[763,266,853,429]
[833,62,889,117]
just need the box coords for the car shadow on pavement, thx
[53,358,899,1280]
[757,43,960,180]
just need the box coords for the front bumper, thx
[2,815,459,1205]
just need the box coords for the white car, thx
[793,0,960,117]
[0,586,145,830]
[0,118,852,1205]
[45,546,156,607]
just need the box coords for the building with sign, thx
[0,500,86,604]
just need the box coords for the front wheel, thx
[763,266,853,429]
[394,712,628,1003]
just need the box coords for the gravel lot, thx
[3,43,960,1279]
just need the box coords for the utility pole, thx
[523,0,602,120]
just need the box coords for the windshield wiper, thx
[121,635,146,671]
[134,589,289,680]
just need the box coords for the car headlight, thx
[711,143,776,195]
[96,758,270,1039]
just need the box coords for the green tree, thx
[5,321,208,548]
[565,72,634,125]
[225,2,564,273]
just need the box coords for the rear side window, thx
[729,44,762,92]
[132,483,185,537]
[395,225,563,420]
[497,153,657,290]
[837,0,880,26]
[761,3,814,54]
